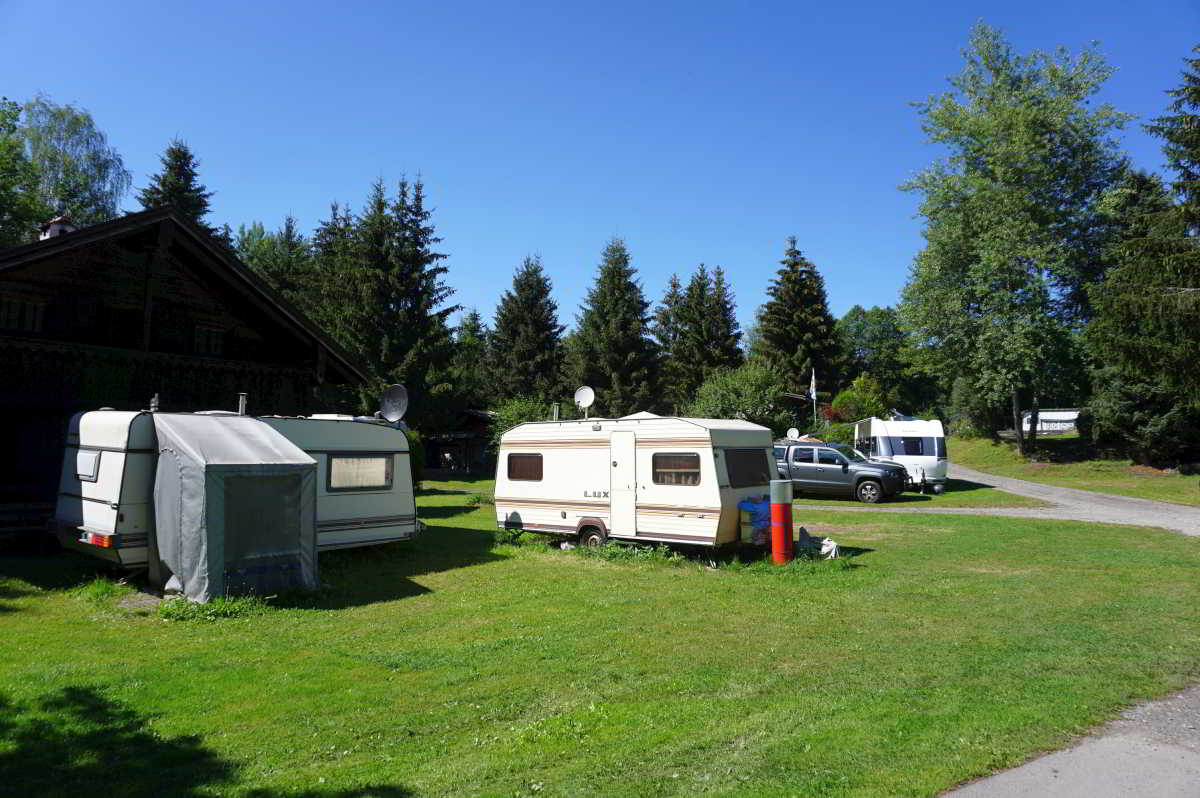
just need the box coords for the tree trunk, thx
[1028,395,1040,449]
[1011,389,1026,456]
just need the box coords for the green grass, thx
[952,435,1200,507]
[791,477,1047,508]
[2,484,1200,796]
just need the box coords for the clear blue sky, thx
[2,1,1195,332]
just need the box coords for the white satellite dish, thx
[787,427,800,440]
[574,386,595,419]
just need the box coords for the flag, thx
[809,368,816,399]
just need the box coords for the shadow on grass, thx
[277,523,506,611]
[0,686,415,797]
[416,503,477,519]
[794,478,992,505]
[0,549,126,613]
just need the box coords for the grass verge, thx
[952,435,1200,506]
[0,486,1198,797]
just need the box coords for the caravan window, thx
[329,454,393,492]
[935,437,948,458]
[653,453,701,486]
[507,453,543,481]
[76,449,101,482]
[726,449,772,488]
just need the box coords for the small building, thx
[0,208,369,534]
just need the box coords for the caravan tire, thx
[856,480,883,504]
[579,527,607,547]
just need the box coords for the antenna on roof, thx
[574,386,595,420]
[379,384,409,424]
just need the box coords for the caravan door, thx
[609,431,636,536]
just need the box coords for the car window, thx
[817,449,844,466]
[773,446,786,459]
[832,445,866,462]
[791,446,814,464]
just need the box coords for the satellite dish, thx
[787,427,800,440]
[574,386,595,410]
[379,384,409,423]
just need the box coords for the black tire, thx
[578,526,607,547]
[856,479,883,504]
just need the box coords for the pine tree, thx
[708,266,743,371]
[491,256,564,403]
[137,139,221,237]
[236,215,314,310]
[751,237,841,395]
[651,274,687,412]
[449,309,491,410]
[1087,47,1200,461]
[566,239,659,416]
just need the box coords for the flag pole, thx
[810,368,817,427]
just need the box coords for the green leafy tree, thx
[565,239,659,417]
[16,95,130,227]
[900,23,1129,453]
[686,362,793,434]
[491,256,564,403]
[751,237,841,394]
[830,374,891,422]
[0,98,47,247]
[137,139,223,238]
[489,396,551,450]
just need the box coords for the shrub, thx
[1075,407,1094,441]
[405,428,425,488]
[830,374,890,422]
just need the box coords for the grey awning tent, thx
[148,413,318,602]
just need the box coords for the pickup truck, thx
[773,441,909,503]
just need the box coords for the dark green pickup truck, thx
[773,441,909,503]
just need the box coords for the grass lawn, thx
[952,435,1200,507]
[2,485,1200,797]
[791,478,1047,508]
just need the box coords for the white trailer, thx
[53,410,421,567]
[853,415,949,492]
[494,412,775,547]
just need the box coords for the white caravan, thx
[494,412,775,547]
[853,415,949,492]
[53,410,421,567]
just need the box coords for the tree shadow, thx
[0,685,415,798]
[0,550,124,613]
[416,503,477,519]
[794,478,993,506]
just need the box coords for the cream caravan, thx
[53,410,421,567]
[853,415,949,493]
[494,412,775,547]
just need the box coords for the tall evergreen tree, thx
[449,309,491,410]
[659,265,745,413]
[1087,47,1200,462]
[137,139,223,237]
[566,239,659,416]
[491,256,564,403]
[236,215,314,310]
[751,237,841,395]
[708,266,744,370]
[651,274,687,412]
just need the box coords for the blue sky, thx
[2,1,1195,333]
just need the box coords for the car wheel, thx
[579,526,607,547]
[856,480,882,504]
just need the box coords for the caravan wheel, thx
[579,527,607,547]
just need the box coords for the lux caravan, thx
[494,412,775,547]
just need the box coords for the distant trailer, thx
[853,416,949,491]
[1021,409,1079,434]
[494,412,775,547]
[53,410,421,568]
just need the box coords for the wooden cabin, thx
[0,208,369,535]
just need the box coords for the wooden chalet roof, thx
[0,207,371,384]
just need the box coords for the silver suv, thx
[773,441,909,503]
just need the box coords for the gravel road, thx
[798,463,1200,537]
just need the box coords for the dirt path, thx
[797,463,1200,537]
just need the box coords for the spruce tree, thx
[237,215,314,311]
[751,237,841,394]
[566,239,659,416]
[651,274,687,412]
[491,256,564,403]
[137,139,222,236]
[449,309,491,410]
[708,266,744,371]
